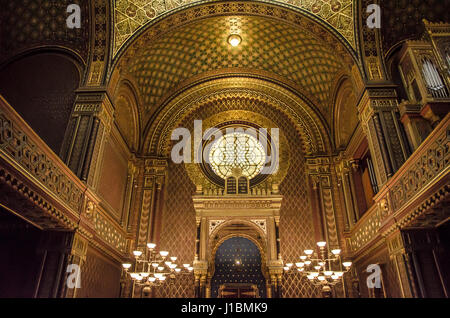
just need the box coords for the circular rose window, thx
[208,132,266,179]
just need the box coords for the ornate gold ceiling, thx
[118,15,352,128]
[113,0,355,56]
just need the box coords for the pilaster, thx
[61,89,114,190]
[136,158,168,250]
[357,87,409,187]
[386,231,417,298]
[306,157,340,248]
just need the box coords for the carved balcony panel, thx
[0,95,128,255]
[346,114,450,256]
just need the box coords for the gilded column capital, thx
[357,87,399,125]
[72,90,114,129]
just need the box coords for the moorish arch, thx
[107,1,359,299]
[142,76,332,157]
[109,8,362,149]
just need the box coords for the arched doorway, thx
[211,237,266,298]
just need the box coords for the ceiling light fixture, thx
[228,34,242,47]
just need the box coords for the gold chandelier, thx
[283,241,352,288]
[122,243,194,290]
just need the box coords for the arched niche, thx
[0,50,82,154]
[333,77,359,149]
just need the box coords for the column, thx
[386,231,417,298]
[64,233,88,298]
[306,157,340,248]
[123,160,138,228]
[335,159,358,229]
[193,217,208,298]
[357,87,409,187]
[60,89,113,190]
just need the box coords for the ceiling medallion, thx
[227,34,242,47]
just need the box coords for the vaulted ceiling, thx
[113,0,355,55]
[118,15,352,129]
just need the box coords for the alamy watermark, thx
[66,264,81,289]
[366,264,382,289]
[66,4,81,29]
[367,4,381,29]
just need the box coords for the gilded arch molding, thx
[208,224,269,279]
[142,76,331,156]
[109,5,363,130]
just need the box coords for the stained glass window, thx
[208,132,266,179]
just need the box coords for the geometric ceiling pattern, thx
[380,0,450,54]
[125,16,346,125]
[113,0,354,56]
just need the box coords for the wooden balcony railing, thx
[347,113,450,255]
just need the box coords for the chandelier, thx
[122,243,194,291]
[283,241,352,288]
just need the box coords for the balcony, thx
[0,95,127,254]
[346,113,450,255]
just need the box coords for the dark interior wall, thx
[0,207,42,297]
[402,227,450,298]
[0,207,76,298]
[437,221,450,295]
[76,246,122,298]
[0,52,80,154]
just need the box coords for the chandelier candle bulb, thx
[122,263,131,270]
[343,261,352,268]
[331,249,341,255]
